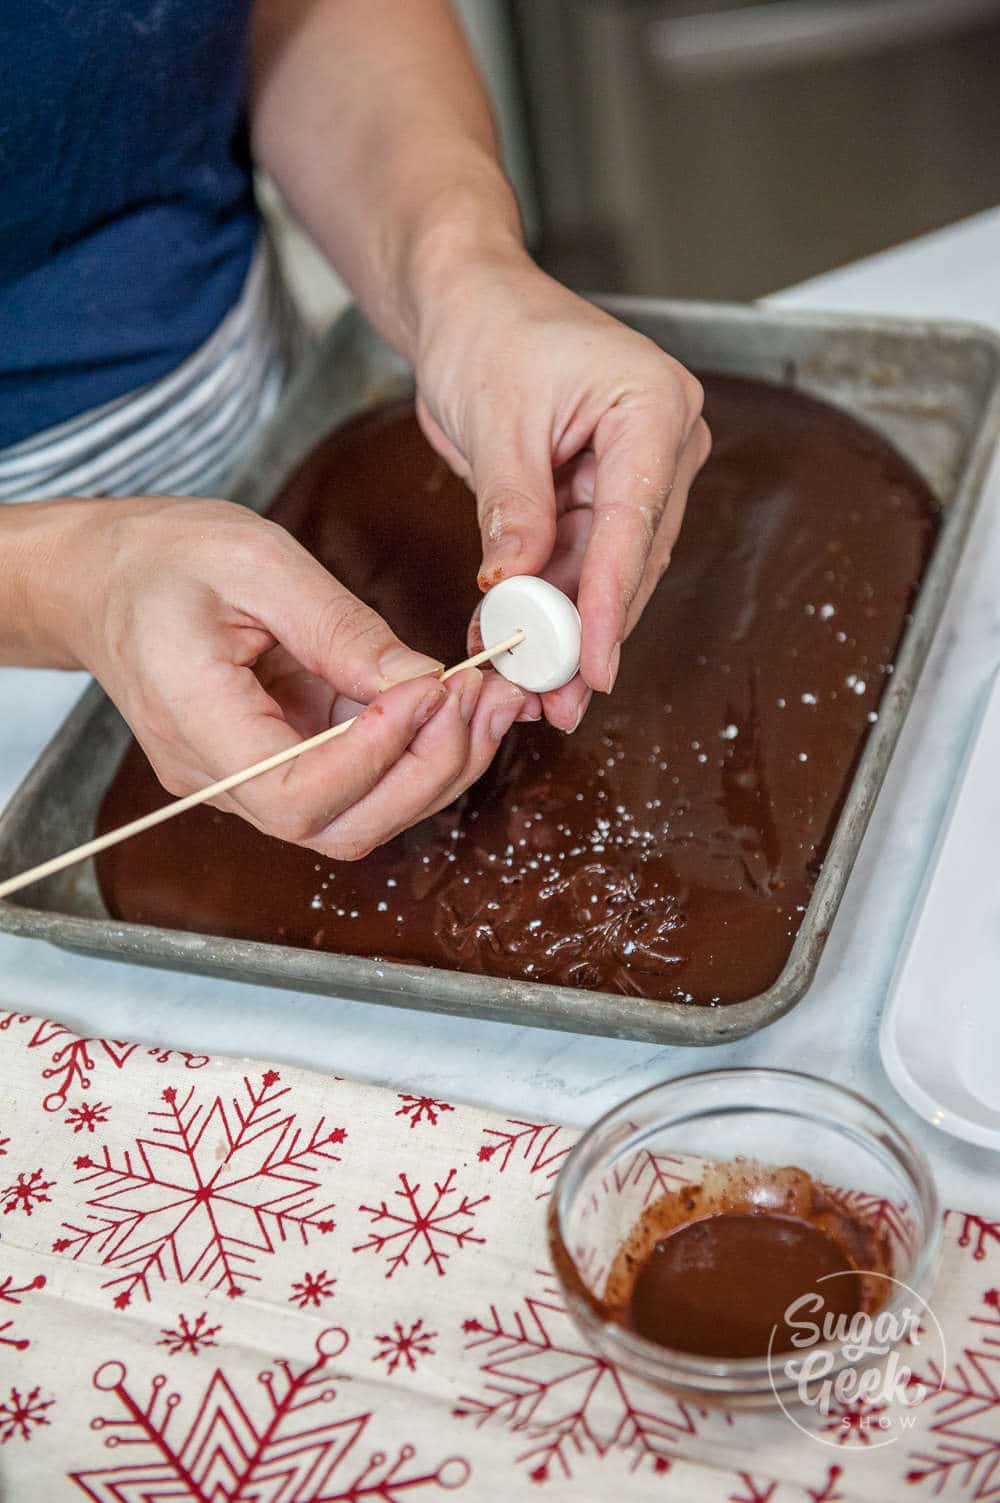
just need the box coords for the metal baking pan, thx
[2,299,998,1044]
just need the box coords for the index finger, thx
[576,390,697,692]
[186,659,448,843]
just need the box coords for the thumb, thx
[232,525,442,699]
[473,432,558,592]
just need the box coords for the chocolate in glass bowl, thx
[600,1159,892,1360]
[96,377,938,1005]
[547,1071,940,1407]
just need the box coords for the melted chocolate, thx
[552,1159,892,1360]
[96,378,938,1004]
[628,1212,861,1358]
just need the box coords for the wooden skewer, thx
[0,629,527,903]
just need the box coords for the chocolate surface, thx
[96,378,938,1004]
[587,1159,890,1359]
[628,1212,860,1358]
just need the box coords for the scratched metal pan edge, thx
[1,299,998,1045]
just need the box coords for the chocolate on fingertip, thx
[477,534,524,593]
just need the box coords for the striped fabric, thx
[0,237,301,504]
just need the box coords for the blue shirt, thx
[0,0,259,449]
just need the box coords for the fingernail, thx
[456,670,483,724]
[606,642,622,693]
[565,690,593,733]
[415,683,447,726]
[477,534,524,592]
[379,644,444,688]
[489,692,525,742]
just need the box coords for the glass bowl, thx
[548,1068,941,1410]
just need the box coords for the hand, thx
[413,254,711,731]
[40,497,531,857]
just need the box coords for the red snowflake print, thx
[906,1286,1000,1497]
[2,1167,55,1217]
[476,1119,573,1198]
[396,1094,455,1129]
[821,1184,918,1260]
[65,1100,111,1135]
[373,1318,437,1375]
[950,1208,1000,1263]
[822,1396,889,1446]
[728,1468,843,1503]
[146,1045,211,1071]
[808,1464,845,1502]
[0,1384,55,1443]
[70,1327,471,1501]
[0,1271,46,1353]
[455,1272,725,1482]
[1,1013,140,1112]
[289,1269,338,1308]
[603,1146,695,1208]
[52,1073,344,1307]
[0,1011,208,1113]
[354,1169,487,1279]
[728,1477,778,1503]
[573,1148,698,1290]
[158,1311,222,1356]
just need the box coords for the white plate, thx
[880,666,1000,1151]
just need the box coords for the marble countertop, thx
[3,208,1000,1213]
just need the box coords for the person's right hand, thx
[37,495,533,857]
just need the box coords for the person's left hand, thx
[413,255,711,731]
